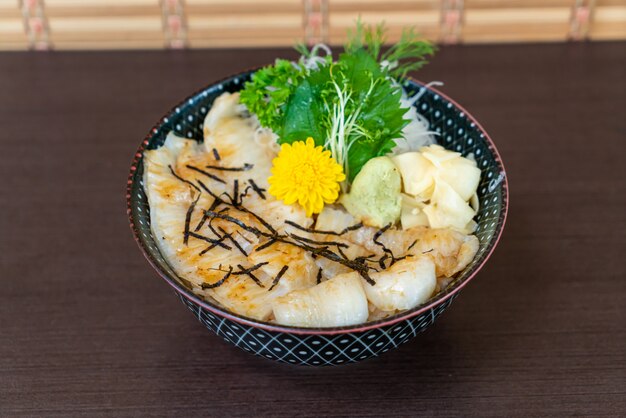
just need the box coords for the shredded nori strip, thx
[212,148,221,161]
[275,237,376,285]
[221,181,241,207]
[284,220,363,236]
[203,209,265,237]
[314,248,375,285]
[407,239,419,251]
[221,192,236,207]
[206,266,229,272]
[194,198,222,232]
[183,193,201,245]
[188,231,231,250]
[185,164,226,184]
[389,254,412,267]
[289,233,349,249]
[194,213,209,233]
[372,223,411,270]
[205,163,253,172]
[207,222,221,239]
[268,265,289,291]
[229,235,248,256]
[316,267,323,284]
[422,248,434,254]
[378,254,389,270]
[199,235,232,255]
[310,245,331,256]
[233,179,239,205]
[201,266,233,289]
[248,179,266,200]
[235,230,253,244]
[200,177,274,236]
[196,179,223,202]
[199,243,220,255]
[354,254,377,263]
[373,223,392,245]
[340,223,364,234]
[218,227,248,256]
[353,254,378,272]
[237,205,277,235]
[336,246,348,260]
[234,263,267,288]
[205,207,229,239]
[255,238,277,252]
[233,262,268,276]
[168,165,201,192]
[239,185,253,203]
[373,223,394,257]
[214,188,277,235]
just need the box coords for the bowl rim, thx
[126,69,509,336]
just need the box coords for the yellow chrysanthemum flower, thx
[268,137,345,217]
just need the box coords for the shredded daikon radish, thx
[298,43,333,71]
[390,82,443,154]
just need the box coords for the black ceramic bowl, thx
[127,70,508,366]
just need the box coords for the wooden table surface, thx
[1,42,624,417]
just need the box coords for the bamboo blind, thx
[0,0,624,50]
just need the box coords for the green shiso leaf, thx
[331,49,408,181]
[278,70,330,144]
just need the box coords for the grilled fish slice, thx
[144,133,255,307]
[315,206,479,278]
[272,272,369,327]
[407,228,479,277]
[144,94,316,321]
[362,256,436,312]
[248,241,318,297]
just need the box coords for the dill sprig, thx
[346,19,436,80]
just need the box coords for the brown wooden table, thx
[1,42,624,417]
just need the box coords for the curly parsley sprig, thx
[238,59,307,131]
